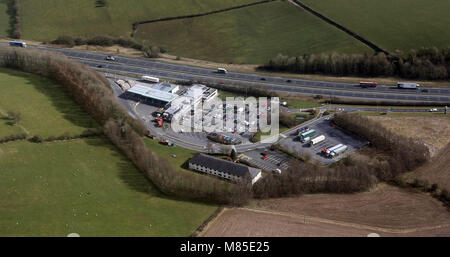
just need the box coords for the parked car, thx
[298,127,309,133]
[272,169,282,174]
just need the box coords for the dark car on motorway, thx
[286,79,292,83]
[260,78,266,81]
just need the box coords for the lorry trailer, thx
[300,136,311,143]
[397,82,420,89]
[323,144,343,155]
[299,129,316,140]
[141,76,160,83]
[310,135,325,146]
[330,145,348,158]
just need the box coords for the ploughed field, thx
[202,184,450,236]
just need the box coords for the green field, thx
[0,139,216,236]
[0,0,8,37]
[0,68,217,236]
[135,1,370,63]
[144,138,199,172]
[302,0,450,51]
[285,99,322,109]
[19,0,258,41]
[358,111,447,117]
[0,68,98,138]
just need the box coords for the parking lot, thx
[279,117,368,165]
[239,149,291,172]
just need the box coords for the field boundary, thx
[290,0,389,55]
[131,0,275,37]
[191,207,225,237]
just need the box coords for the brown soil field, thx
[201,207,450,237]
[402,143,450,191]
[368,116,450,157]
[254,184,450,229]
[201,184,450,237]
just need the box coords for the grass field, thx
[135,1,370,63]
[285,99,322,109]
[144,137,199,172]
[0,68,98,138]
[367,115,450,156]
[0,0,8,37]
[302,0,450,51]
[0,68,217,236]
[0,139,217,236]
[19,0,258,41]
[358,111,447,117]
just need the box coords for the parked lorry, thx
[310,135,325,146]
[397,82,420,89]
[329,145,348,158]
[323,144,343,156]
[298,129,316,140]
[300,136,311,143]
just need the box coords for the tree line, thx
[333,112,430,180]
[6,0,21,39]
[262,47,450,80]
[50,35,163,58]
[0,47,252,205]
[253,159,376,198]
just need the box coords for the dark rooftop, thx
[189,153,260,179]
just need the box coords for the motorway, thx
[2,42,450,103]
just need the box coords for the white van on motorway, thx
[141,76,160,83]
[217,68,228,74]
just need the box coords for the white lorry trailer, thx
[141,76,160,83]
[330,145,348,158]
[397,82,420,89]
[310,135,325,146]
[323,144,343,156]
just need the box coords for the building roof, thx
[152,82,179,93]
[183,85,204,101]
[189,153,261,179]
[127,84,178,103]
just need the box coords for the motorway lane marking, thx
[68,56,450,99]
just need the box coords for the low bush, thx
[0,133,27,143]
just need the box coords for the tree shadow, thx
[82,134,217,206]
